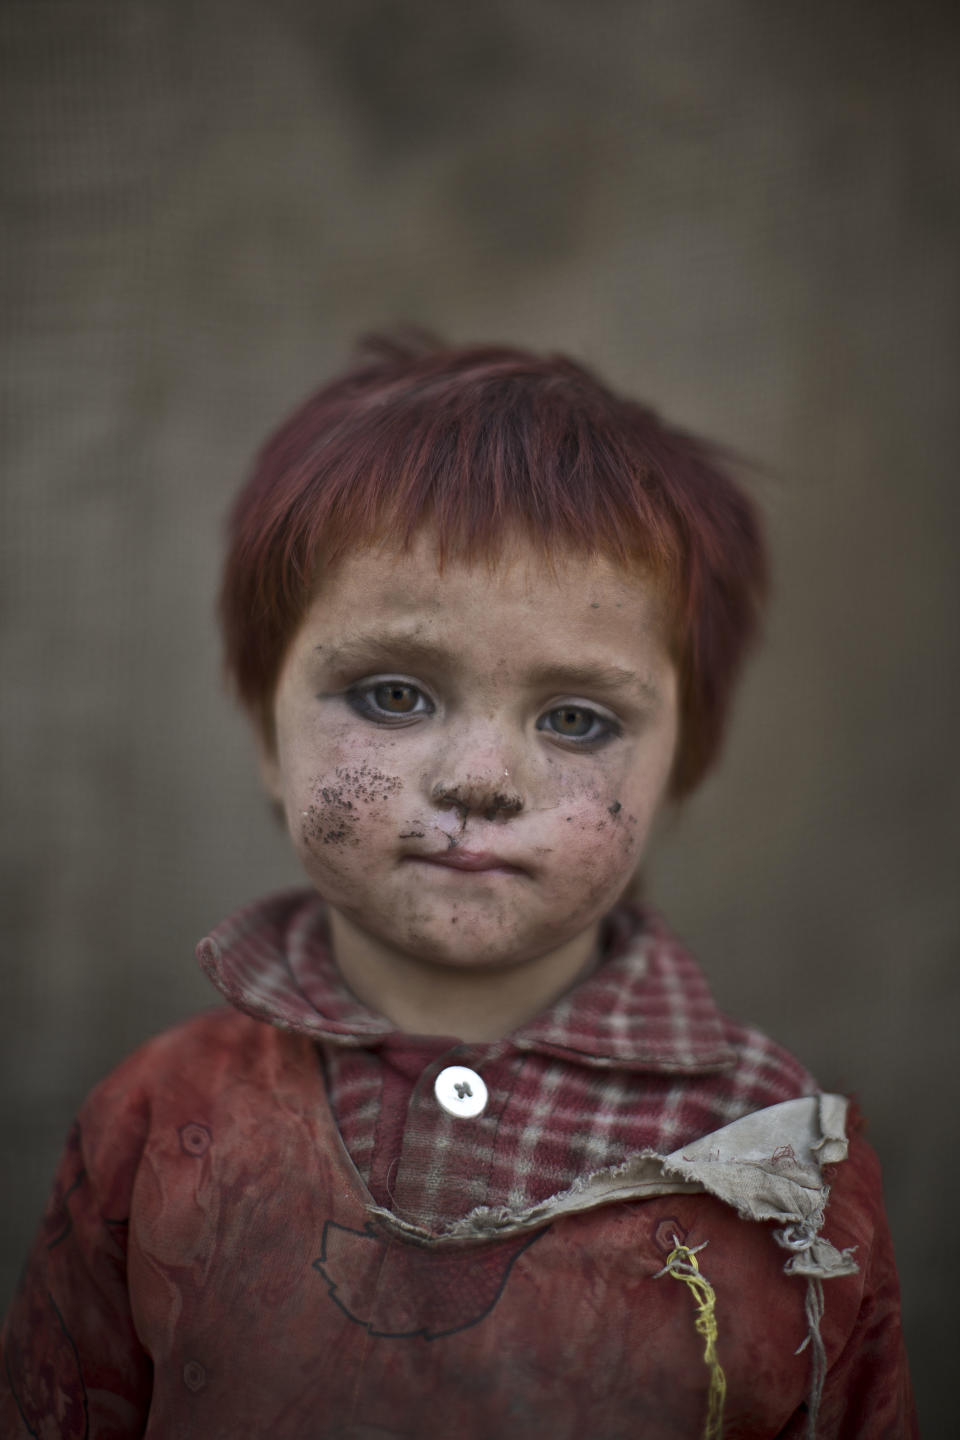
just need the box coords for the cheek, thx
[539,755,666,900]
[292,763,405,866]
[553,797,643,894]
[540,786,637,891]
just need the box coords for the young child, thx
[2,337,915,1438]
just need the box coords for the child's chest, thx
[125,1076,863,1440]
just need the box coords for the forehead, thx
[297,535,675,676]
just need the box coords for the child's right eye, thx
[346,680,434,722]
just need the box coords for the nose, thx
[428,730,525,823]
[431,777,524,822]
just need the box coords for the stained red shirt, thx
[0,890,917,1438]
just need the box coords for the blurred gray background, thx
[2,0,957,1430]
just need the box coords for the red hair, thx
[220,334,767,797]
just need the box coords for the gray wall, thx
[2,1,957,1429]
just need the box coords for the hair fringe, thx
[220,338,767,796]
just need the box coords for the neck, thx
[327,912,601,1043]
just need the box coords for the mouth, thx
[406,849,526,876]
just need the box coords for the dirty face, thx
[261,536,678,983]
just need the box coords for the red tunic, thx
[1,894,916,1438]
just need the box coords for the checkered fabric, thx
[198,890,816,1233]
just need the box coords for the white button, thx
[434,1065,488,1118]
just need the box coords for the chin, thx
[397,914,572,973]
[398,931,519,971]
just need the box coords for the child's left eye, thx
[537,705,618,745]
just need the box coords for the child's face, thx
[261,536,678,980]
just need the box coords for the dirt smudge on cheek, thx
[302,796,361,849]
[555,794,645,908]
[301,763,402,851]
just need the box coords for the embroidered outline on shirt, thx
[4,1292,90,1440]
[314,1220,546,1340]
[42,1124,129,1255]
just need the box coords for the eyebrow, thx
[318,632,454,671]
[526,662,660,704]
[318,632,661,704]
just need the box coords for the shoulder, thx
[713,1011,818,1116]
[85,1005,292,1100]
[591,905,820,1139]
[627,904,818,1104]
[75,1007,316,1189]
[821,1107,894,1255]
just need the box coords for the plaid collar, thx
[197,889,737,1075]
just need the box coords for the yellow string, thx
[662,1242,727,1440]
